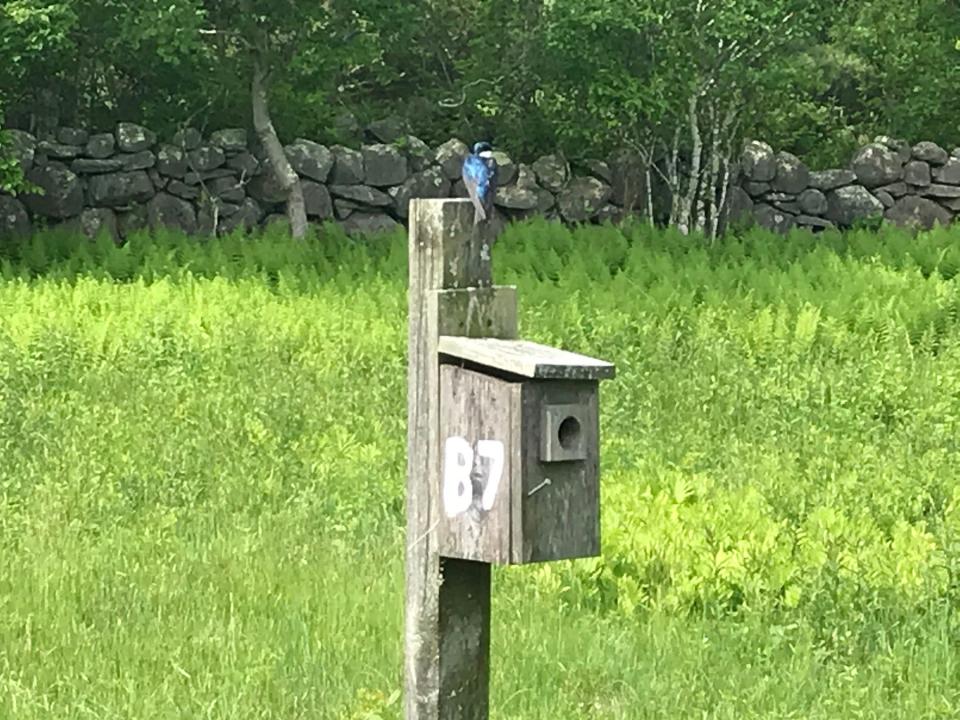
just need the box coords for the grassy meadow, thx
[1,220,960,718]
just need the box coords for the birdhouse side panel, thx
[438,365,521,564]
[515,380,600,564]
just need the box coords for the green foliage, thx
[2,0,958,164]
[0,121,25,194]
[3,221,960,716]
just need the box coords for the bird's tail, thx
[473,201,486,225]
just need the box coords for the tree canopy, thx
[2,0,959,226]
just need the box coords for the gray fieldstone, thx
[885,195,952,230]
[726,186,754,225]
[809,169,856,191]
[329,184,392,207]
[754,203,795,233]
[366,116,408,144]
[188,145,226,173]
[402,135,434,173]
[285,139,334,182]
[435,138,469,181]
[532,154,569,193]
[903,160,931,186]
[227,151,260,178]
[247,160,288,203]
[495,185,539,211]
[536,188,556,213]
[335,199,363,219]
[762,192,797,203]
[57,127,89,146]
[207,176,246,204]
[876,181,908,198]
[37,140,83,160]
[514,164,538,189]
[117,204,149,238]
[121,150,156,171]
[583,159,613,184]
[166,180,200,201]
[157,145,188,178]
[147,193,197,234]
[392,167,451,219]
[744,181,772,196]
[184,168,235,185]
[874,136,912,165]
[341,211,400,236]
[116,122,156,152]
[77,207,118,241]
[875,190,895,209]
[795,215,835,230]
[772,151,809,194]
[921,184,960,199]
[148,168,166,192]
[302,180,333,219]
[362,144,408,186]
[0,195,31,238]
[932,159,960,185]
[330,145,364,184]
[912,141,949,166]
[22,162,84,218]
[210,128,248,153]
[771,199,801,215]
[799,188,828,215]
[825,185,884,226]
[88,170,156,207]
[218,197,264,235]
[490,151,517,186]
[85,133,116,159]
[557,177,612,222]
[72,158,125,174]
[741,140,777,182]
[851,144,903,188]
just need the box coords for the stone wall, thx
[3,121,960,241]
[0,122,627,241]
[732,138,960,233]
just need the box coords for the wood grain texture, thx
[438,366,520,564]
[437,337,615,380]
[437,368,602,566]
[517,380,601,564]
[406,198,514,720]
[438,559,491,720]
[436,288,517,339]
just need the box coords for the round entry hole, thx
[558,416,581,449]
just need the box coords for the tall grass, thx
[1,219,959,718]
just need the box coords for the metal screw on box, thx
[405,198,615,719]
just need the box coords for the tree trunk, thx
[251,56,307,239]
[677,91,702,235]
[711,106,739,240]
[666,129,682,226]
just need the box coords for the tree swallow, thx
[462,141,498,225]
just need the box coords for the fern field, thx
[1,221,960,718]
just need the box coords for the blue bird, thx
[462,141,498,225]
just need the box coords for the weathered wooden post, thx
[406,198,614,719]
